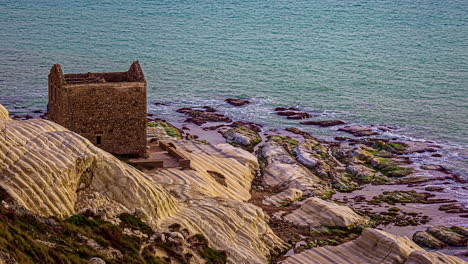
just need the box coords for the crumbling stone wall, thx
[48,61,147,157]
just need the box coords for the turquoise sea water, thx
[0,0,467,175]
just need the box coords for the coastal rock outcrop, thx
[0,106,284,264]
[0,105,9,120]
[263,188,303,206]
[261,138,331,197]
[147,141,258,202]
[405,251,466,264]
[293,139,355,192]
[281,228,466,264]
[222,126,262,150]
[283,197,369,229]
[0,118,178,222]
[159,197,285,264]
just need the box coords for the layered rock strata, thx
[281,228,465,264]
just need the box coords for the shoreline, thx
[149,101,468,260]
[3,100,468,260]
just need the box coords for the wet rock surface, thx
[274,107,312,120]
[222,126,262,151]
[177,107,232,125]
[300,120,346,127]
[338,125,379,137]
[225,98,250,106]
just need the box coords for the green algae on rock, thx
[222,126,262,151]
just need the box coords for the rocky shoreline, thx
[156,100,468,261]
[1,101,467,263]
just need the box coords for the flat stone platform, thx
[128,141,191,169]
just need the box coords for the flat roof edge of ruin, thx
[63,81,146,88]
[63,71,128,76]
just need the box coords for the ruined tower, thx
[48,61,147,156]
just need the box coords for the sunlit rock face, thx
[146,141,258,202]
[0,117,179,224]
[0,105,9,120]
[283,197,369,229]
[281,228,466,264]
[0,106,284,263]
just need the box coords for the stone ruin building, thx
[48,61,147,157]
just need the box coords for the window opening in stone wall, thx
[96,136,102,145]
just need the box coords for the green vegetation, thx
[202,247,227,264]
[268,136,298,153]
[0,206,224,264]
[318,189,336,200]
[147,121,182,139]
[370,190,433,205]
[223,126,262,151]
[118,213,152,236]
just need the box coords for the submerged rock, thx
[225,98,250,106]
[177,107,232,125]
[338,125,379,137]
[276,111,311,120]
[300,120,346,127]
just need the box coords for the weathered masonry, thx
[48,61,147,157]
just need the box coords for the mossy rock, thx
[147,121,182,139]
[268,136,298,153]
[222,126,262,151]
[370,191,433,205]
[370,157,413,177]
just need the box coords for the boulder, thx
[451,226,468,237]
[263,188,303,206]
[89,257,106,264]
[412,231,447,249]
[426,227,467,247]
[346,164,375,183]
[0,251,17,264]
[262,141,331,197]
[283,197,369,229]
[222,126,261,150]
